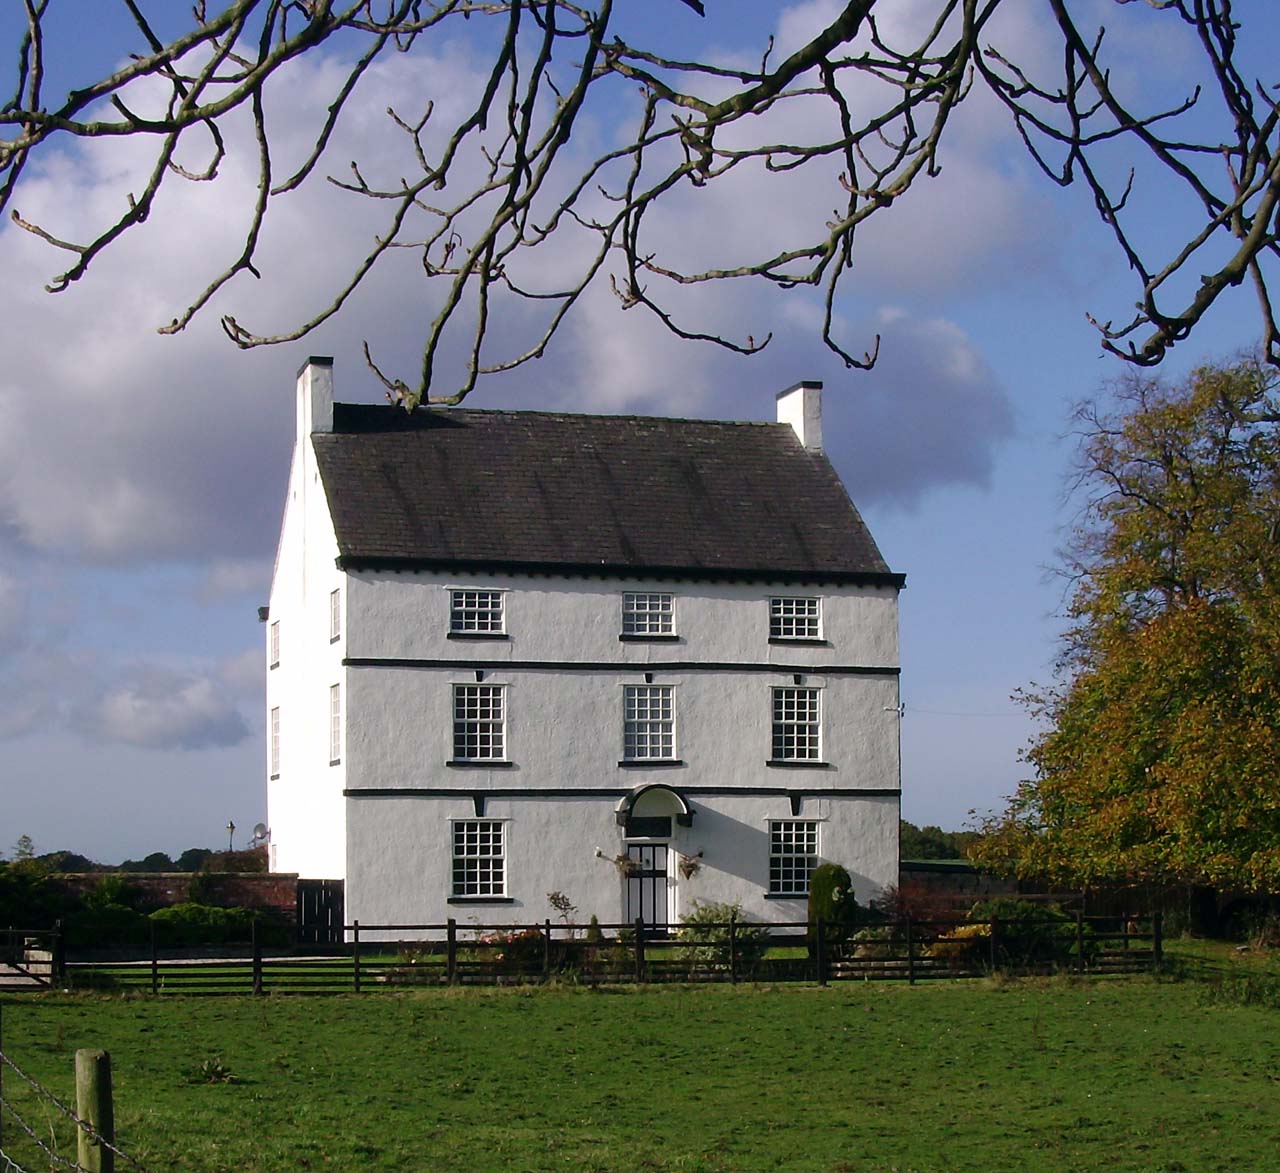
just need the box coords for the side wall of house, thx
[343,570,900,929]
[264,362,348,880]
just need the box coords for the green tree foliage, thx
[975,357,1280,891]
[176,848,214,872]
[899,821,983,861]
[119,851,177,872]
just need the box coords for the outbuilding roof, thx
[314,403,902,585]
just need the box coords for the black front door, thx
[625,843,669,933]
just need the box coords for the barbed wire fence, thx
[0,1006,151,1173]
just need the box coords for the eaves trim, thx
[335,554,905,590]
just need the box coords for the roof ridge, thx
[333,400,787,430]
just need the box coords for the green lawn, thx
[2,969,1279,1172]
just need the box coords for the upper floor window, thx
[452,820,505,898]
[329,589,341,642]
[453,684,506,761]
[269,620,280,668]
[269,707,281,778]
[771,687,822,762]
[770,596,821,641]
[769,820,819,895]
[450,589,505,636]
[622,592,674,637]
[623,685,675,761]
[329,684,341,765]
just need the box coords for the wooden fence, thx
[54,912,1163,995]
[0,927,62,989]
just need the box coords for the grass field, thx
[2,962,1279,1172]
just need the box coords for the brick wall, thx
[49,873,300,918]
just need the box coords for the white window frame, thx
[622,592,674,637]
[622,684,676,761]
[451,819,506,897]
[329,684,341,765]
[770,596,822,641]
[329,588,342,642]
[269,707,280,778]
[769,820,820,895]
[269,620,280,668]
[452,684,507,762]
[449,589,506,635]
[771,686,822,762]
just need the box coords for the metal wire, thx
[0,1097,83,1172]
[0,1053,149,1173]
[0,1144,32,1173]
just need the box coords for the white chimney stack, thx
[297,356,334,438]
[776,380,823,451]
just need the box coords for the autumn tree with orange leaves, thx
[974,355,1280,891]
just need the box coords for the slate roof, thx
[314,403,902,585]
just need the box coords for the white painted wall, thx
[265,360,348,879]
[345,663,899,791]
[345,791,898,937]
[348,572,899,667]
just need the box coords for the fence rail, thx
[0,929,63,991]
[48,912,1164,996]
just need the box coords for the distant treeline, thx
[4,834,266,875]
[900,820,982,862]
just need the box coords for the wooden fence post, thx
[75,1049,114,1173]
[543,919,552,980]
[816,917,827,987]
[905,917,915,985]
[52,919,65,986]
[989,916,999,974]
[1152,910,1163,969]
[252,917,264,996]
[633,917,645,982]
[1075,909,1085,975]
[149,919,159,996]
[352,921,361,993]
[729,913,738,984]
[447,919,457,985]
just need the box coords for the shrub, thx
[872,880,963,923]
[64,902,149,948]
[675,902,769,973]
[471,928,562,973]
[149,903,257,946]
[850,924,898,960]
[63,874,149,946]
[965,899,1088,969]
[807,863,861,950]
[928,921,990,963]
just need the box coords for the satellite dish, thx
[250,823,270,844]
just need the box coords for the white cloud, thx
[73,664,249,751]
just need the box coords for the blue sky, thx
[1,1,1275,862]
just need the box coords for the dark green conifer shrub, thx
[807,863,860,949]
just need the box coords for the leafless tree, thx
[3,1,1278,404]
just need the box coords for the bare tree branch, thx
[3,0,1280,402]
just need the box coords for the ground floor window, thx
[452,820,505,897]
[769,820,819,895]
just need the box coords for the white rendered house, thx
[265,358,904,935]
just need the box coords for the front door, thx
[625,843,669,934]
